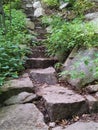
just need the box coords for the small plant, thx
[54,62,62,72]
[42,0,59,7]
[73,0,95,15]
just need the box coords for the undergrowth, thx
[0,1,31,86]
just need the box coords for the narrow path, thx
[0,1,98,130]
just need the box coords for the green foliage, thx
[43,16,98,57]
[63,0,94,15]
[0,6,31,86]
[73,0,95,15]
[4,0,22,9]
[42,0,59,7]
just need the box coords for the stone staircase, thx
[25,46,58,69]
[0,0,98,130]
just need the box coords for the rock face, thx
[30,67,57,85]
[40,85,88,121]
[0,77,34,103]
[4,92,37,105]
[63,48,98,88]
[52,121,98,130]
[0,104,48,130]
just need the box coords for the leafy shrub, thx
[0,7,31,86]
[73,0,95,15]
[63,0,94,15]
[4,0,22,9]
[43,16,98,59]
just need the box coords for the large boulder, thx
[0,104,48,130]
[40,85,88,121]
[62,48,98,88]
[52,121,98,130]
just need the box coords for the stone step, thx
[28,46,48,58]
[0,104,48,130]
[29,67,57,85]
[39,85,89,121]
[0,75,34,104]
[25,57,58,69]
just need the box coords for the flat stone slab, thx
[52,121,98,130]
[30,67,57,85]
[26,57,58,69]
[0,77,34,103]
[0,104,48,130]
[40,85,88,121]
[4,92,37,105]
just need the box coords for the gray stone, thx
[26,19,35,30]
[85,12,98,33]
[95,92,98,97]
[49,122,56,128]
[87,84,98,93]
[34,7,45,17]
[30,67,57,85]
[62,48,98,88]
[33,1,42,8]
[90,18,98,33]
[0,104,48,130]
[59,2,69,10]
[26,3,33,8]
[40,85,88,121]
[46,26,52,33]
[84,95,98,112]
[0,77,34,103]
[26,57,58,69]
[85,12,98,20]
[52,121,98,130]
[4,92,37,105]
